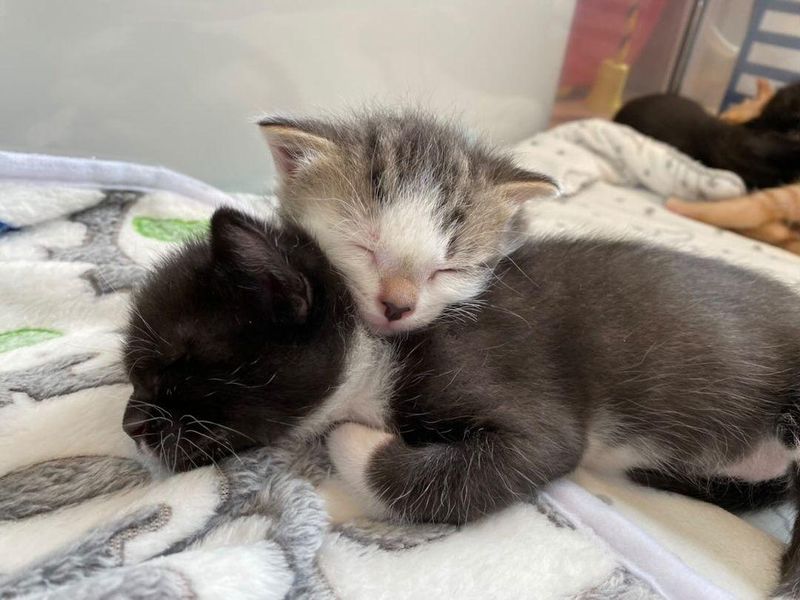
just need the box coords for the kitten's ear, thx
[495,171,560,253]
[210,208,312,324]
[496,171,561,204]
[210,208,271,271]
[258,116,337,180]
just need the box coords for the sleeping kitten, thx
[258,110,559,333]
[124,207,800,595]
[614,90,800,190]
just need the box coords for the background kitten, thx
[259,110,558,333]
[614,89,800,190]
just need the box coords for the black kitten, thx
[125,208,800,594]
[123,209,359,469]
[614,86,800,190]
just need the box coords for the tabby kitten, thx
[259,110,558,333]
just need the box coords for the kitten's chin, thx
[363,312,428,335]
[355,292,432,334]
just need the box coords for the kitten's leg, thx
[628,468,790,512]
[328,422,579,524]
[775,467,800,598]
[326,424,396,520]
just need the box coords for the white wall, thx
[0,1,575,192]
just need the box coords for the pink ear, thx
[258,118,336,180]
[268,143,305,177]
[497,178,561,204]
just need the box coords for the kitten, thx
[258,110,559,333]
[125,207,800,595]
[614,91,800,190]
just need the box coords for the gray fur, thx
[260,110,558,332]
[124,208,800,595]
[0,456,150,520]
[1,179,675,599]
[264,110,544,228]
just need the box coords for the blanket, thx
[0,119,796,599]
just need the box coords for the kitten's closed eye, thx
[353,244,378,267]
[428,268,463,281]
[260,111,558,334]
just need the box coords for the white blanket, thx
[1,118,796,599]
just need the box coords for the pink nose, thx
[379,276,418,322]
[382,300,413,321]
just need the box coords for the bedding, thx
[0,119,797,599]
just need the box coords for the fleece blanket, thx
[0,119,796,600]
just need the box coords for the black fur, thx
[627,469,790,512]
[123,208,356,467]
[125,209,800,592]
[614,87,800,190]
[746,81,800,138]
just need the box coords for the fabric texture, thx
[0,120,796,599]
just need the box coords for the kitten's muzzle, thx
[380,276,417,322]
[382,300,413,321]
[122,402,166,440]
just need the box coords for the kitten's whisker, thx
[206,374,277,389]
[183,414,219,438]
[172,429,183,472]
[184,435,220,471]
[124,416,170,428]
[192,418,257,442]
[177,443,199,470]
[503,254,539,289]
[190,428,242,466]
[130,399,173,421]
[186,427,232,453]
[158,431,171,464]
[129,305,174,349]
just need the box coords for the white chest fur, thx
[581,433,796,482]
[295,327,393,438]
[718,438,795,482]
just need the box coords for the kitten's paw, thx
[327,422,394,518]
[316,476,369,525]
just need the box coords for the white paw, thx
[327,422,395,519]
[316,476,369,525]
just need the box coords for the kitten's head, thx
[749,80,800,137]
[122,208,352,471]
[260,110,558,333]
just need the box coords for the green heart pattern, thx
[132,217,209,243]
[0,328,62,353]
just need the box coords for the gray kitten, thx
[125,209,800,596]
[258,110,558,334]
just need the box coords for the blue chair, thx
[721,0,800,111]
